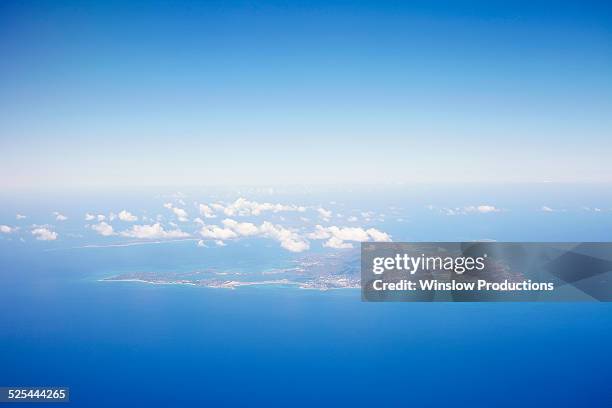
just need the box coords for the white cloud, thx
[120,223,190,239]
[347,216,358,222]
[109,212,117,221]
[318,207,332,220]
[164,203,189,222]
[118,210,138,222]
[199,219,309,252]
[32,227,57,241]
[197,240,207,247]
[97,214,106,221]
[199,225,238,240]
[53,212,68,221]
[222,219,259,236]
[307,225,391,249]
[16,214,27,220]
[215,240,227,247]
[211,203,225,212]
[85,213,96,221]
[323,236,354,249]
[0,225,14,233]
[198,204,216,218]
[259,221,309,252]
[427,205,502,215]
[469,205,500,214]
[91,221,115,236]
[216,198,306,217]
[366,228,392,242]
[307,225,331,240]
[541,206,555,212]
[173,208,189,222]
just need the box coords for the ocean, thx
[1,186,611,406]
[1,241,611,407]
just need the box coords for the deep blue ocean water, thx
[1,242,611,407]
[1,186,612,406]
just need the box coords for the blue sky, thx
[1,1,611,188]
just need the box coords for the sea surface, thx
[1,242,611,407]
[1,186,612,406]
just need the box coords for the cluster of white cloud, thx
[118,210,138,222]
[581,206,604,212]
[120,223,190,239]
[197,218,390,252]
[317,207,332,221]
[6,198,396,249]
[259,221,310,252]
[31,227,58,241]
[466,205,499,213]
[199,218,309,252]
[541,206,568,213]
[86,210,137,237]
[163,203,189,222]
[361,211,374,219]
[16,214,27,220]
[427,204,501,215]
[198,204,216,218]
[53,212,68,221]
[221,219,260,236]
[0,225,15,233]
[85,213,107,221]
[200,224,238,240]
[89,219,190,239]
[307,225,391,249]
[209,198,307,217]
[91,221,115,236]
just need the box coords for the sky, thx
[1,0,611,188]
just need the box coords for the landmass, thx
[100,251,361,290]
